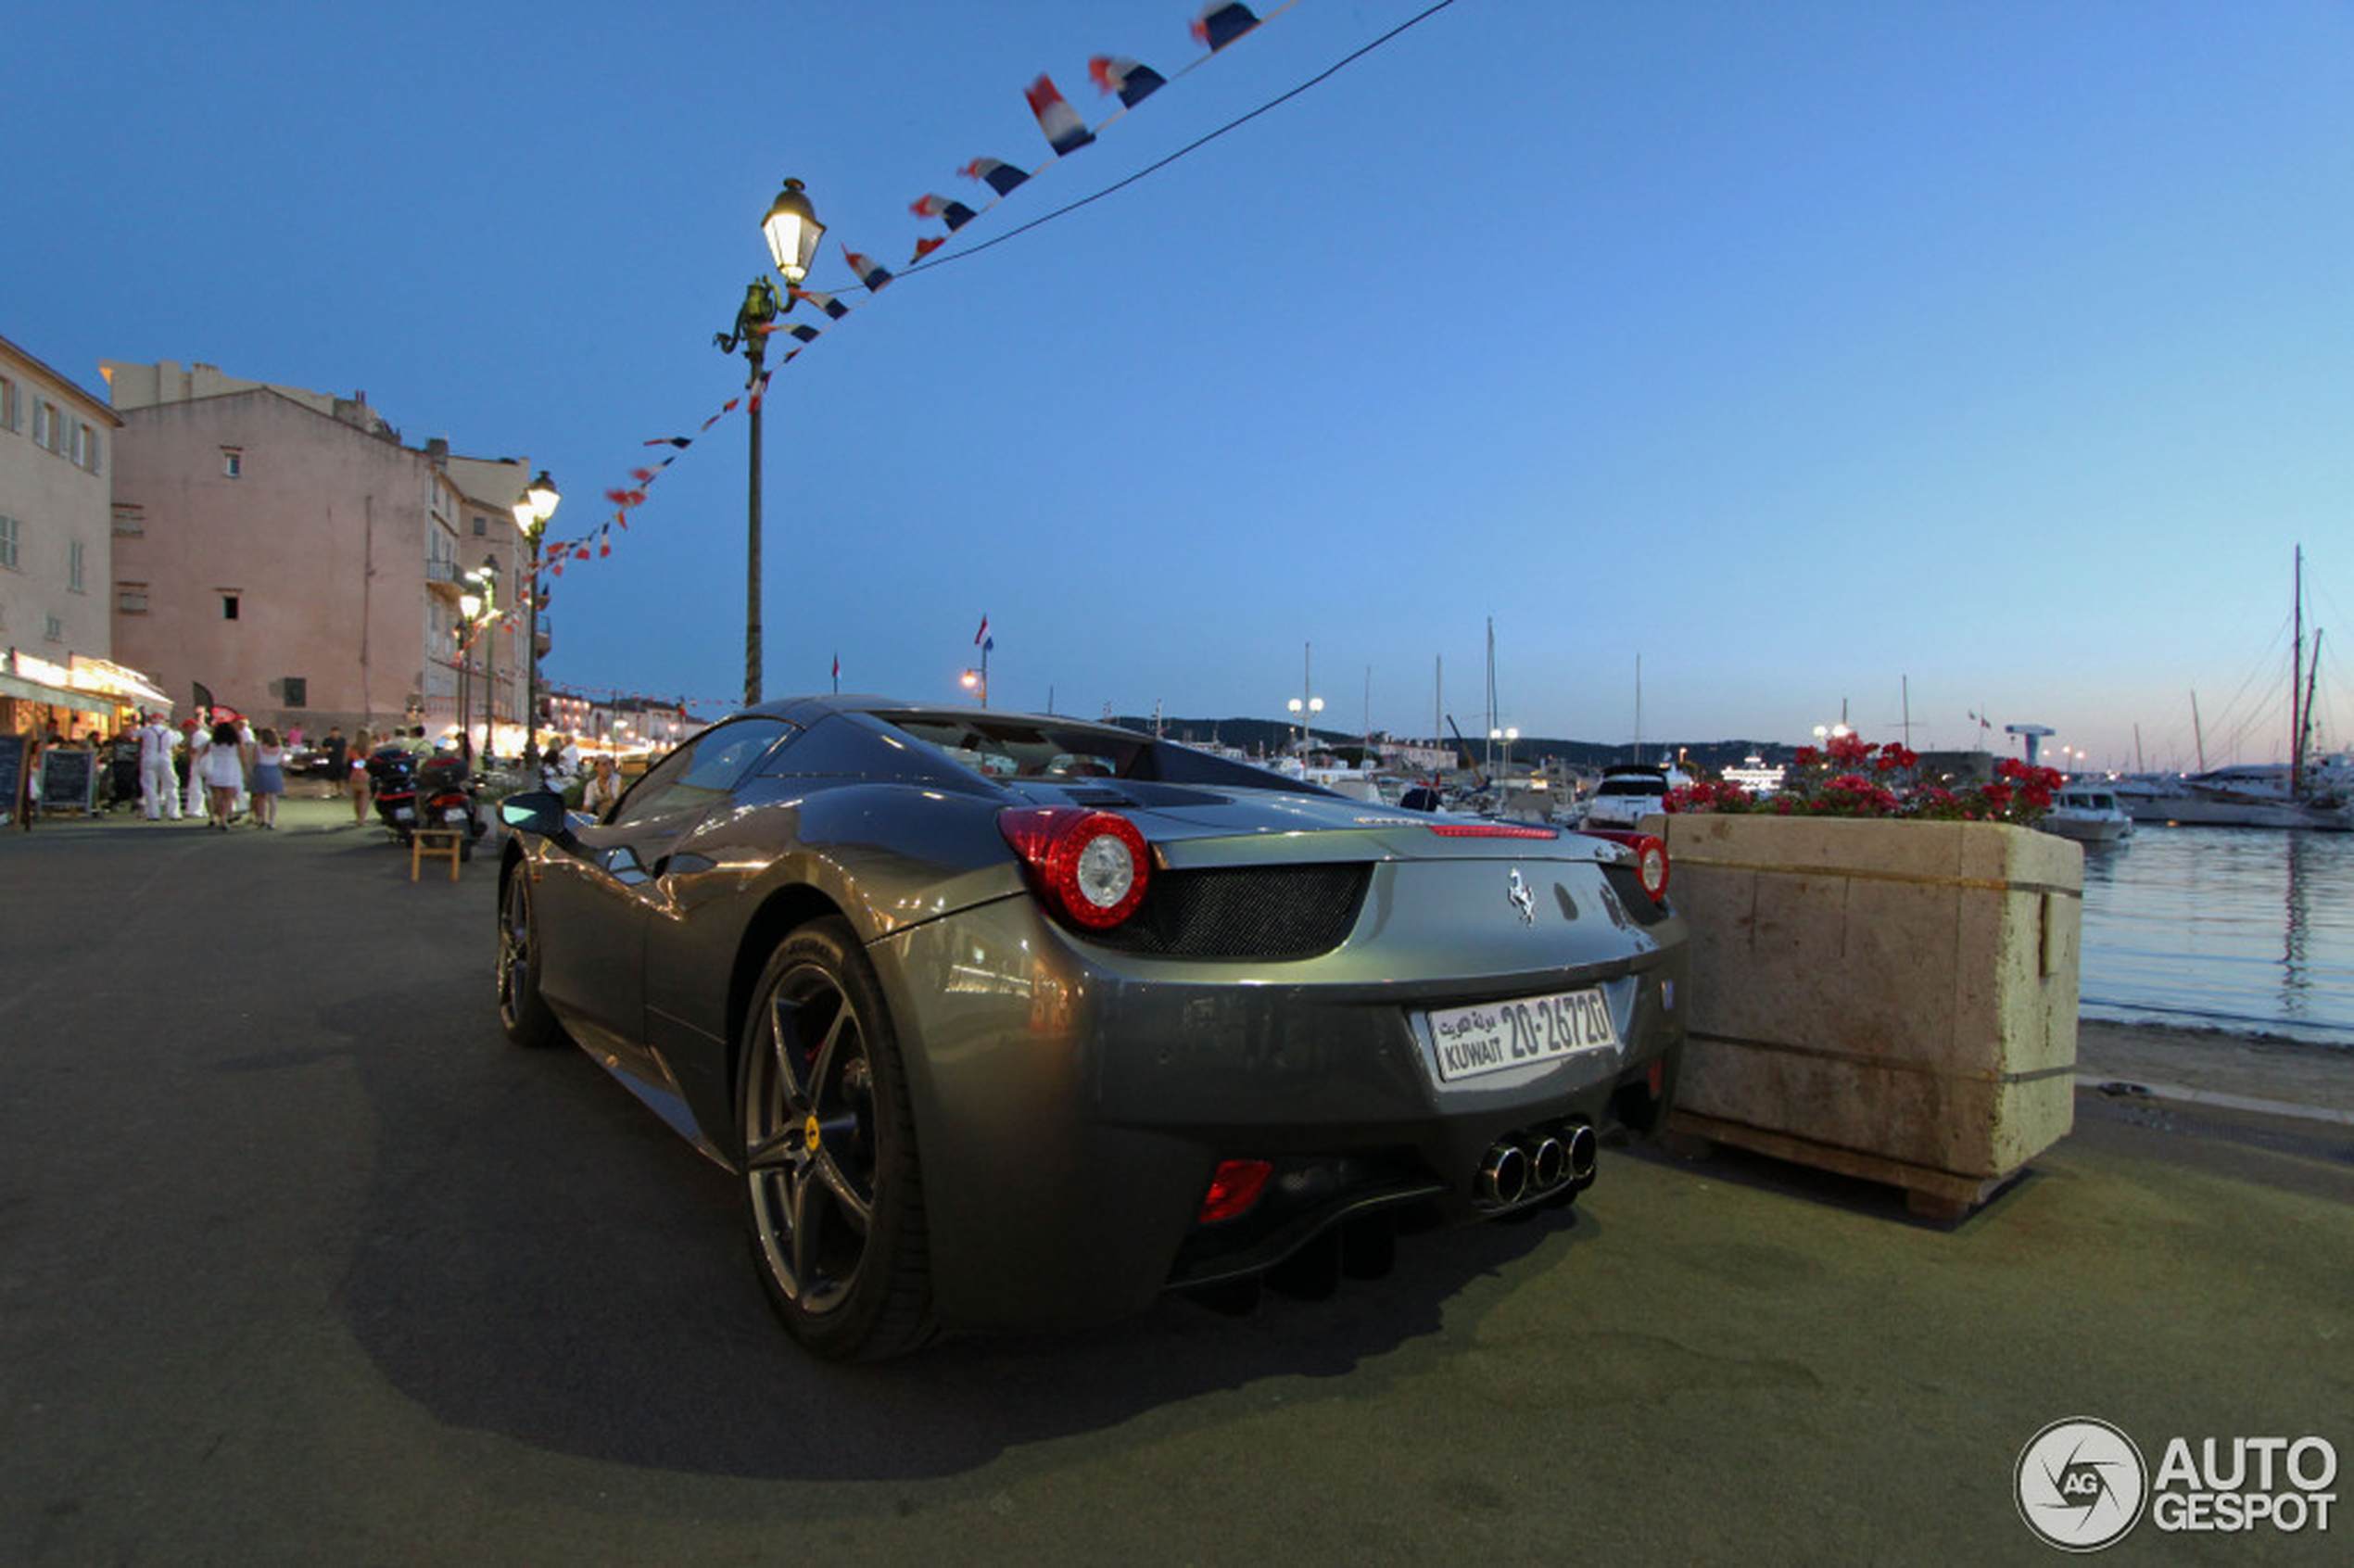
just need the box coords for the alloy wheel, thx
[743,960,879,1316]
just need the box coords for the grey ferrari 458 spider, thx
[495,696,1688,1359]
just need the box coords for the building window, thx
[73,423,100,472]
[472,513,488,537]
[0,375,18,431]
[0,513,18,570]
[111,503,145,537]
[118,582,149,614]
[32,399,54,449]
[283,677,308,708]
[221,448,243,478]
[44,613,64,642]
[222,593,241,620]
[69,538,85,593]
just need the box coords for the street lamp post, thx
[456,588,481,757]
[715,177,825,709]
[1489,726,1519,777]
[1287,641,1322,757]
[512,470,559,764]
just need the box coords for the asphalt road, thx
[4,794,2348,1565]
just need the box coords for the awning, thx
[0,671,117,717]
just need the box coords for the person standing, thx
[249,727,288,829]
[348,727,374,826]
[323,727,349,797]
[198,718,244,829]
[136,713,182,820]
[181,719,209,820]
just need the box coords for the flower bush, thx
[1664,733,2063,823]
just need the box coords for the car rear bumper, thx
[867,892,1688,1334]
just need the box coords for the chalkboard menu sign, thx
[37,746,96,814]
[0,733,24,826]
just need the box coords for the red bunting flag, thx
[791,288,852,320]
[960,157,1030,196]
[1193,2,1259,52]
[911,235,947,261]
[910,193,979,231]
[843,244,893,292]
[1089,56,1166,108]
[1024,74,1095,156]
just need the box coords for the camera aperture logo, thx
[2017,1417,2339,1552]
[2018,1418,2146,1552]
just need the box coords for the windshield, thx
[1597,776,1666,797]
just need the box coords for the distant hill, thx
[1105,715,1800,773]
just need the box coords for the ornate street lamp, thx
[512,470,560,761]
[462,556,499,761]
[717,177,825,709]
[457,588,482,755]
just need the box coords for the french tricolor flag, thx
[910,193,979,232]
[1193,2,1259,52]
[842,245,893,293]
[1088,56,1166,109]
[791,288,851,320]
[1024,74,1095,157]
[960,157,1030,196]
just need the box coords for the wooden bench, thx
[411,828,464,881]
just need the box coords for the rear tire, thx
[737,917,934,1360]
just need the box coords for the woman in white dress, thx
[198,719,245,830]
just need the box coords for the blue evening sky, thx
[8,1,2350,771]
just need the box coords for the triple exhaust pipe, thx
[1476,1120,1599,1208]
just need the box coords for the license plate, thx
[1424,988,1620,1083]
[444,808,469,823]
[392,806,414,822]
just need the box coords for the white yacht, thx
[2040,784,2134,843]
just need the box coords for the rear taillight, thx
[1575,827,1670,903]
[998,806,1151,929]
[1632,833,1669,900]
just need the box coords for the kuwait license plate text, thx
[1425,989,1619,1082]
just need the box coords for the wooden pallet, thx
[1664,1108,2020,1223]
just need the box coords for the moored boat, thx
[2041,784,2134,843]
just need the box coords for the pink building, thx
[105,360,541,745]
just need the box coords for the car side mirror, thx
[498,789,571,840]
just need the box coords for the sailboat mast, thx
[2291,546,2306,793]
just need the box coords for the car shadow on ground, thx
[326,986,1589,1481]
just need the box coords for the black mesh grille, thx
[1086,863,1372,959]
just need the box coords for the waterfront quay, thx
[4,795,2348,1564]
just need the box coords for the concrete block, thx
[1655,812,2082,1192]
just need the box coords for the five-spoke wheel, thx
[739,918,931,1359]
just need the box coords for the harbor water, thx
[2079,825,2354,1047]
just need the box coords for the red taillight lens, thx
[1198,1158,1274,1223]
[1633,834,1669,900]
[997,807,1151,929]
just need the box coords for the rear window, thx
[890,714,1150,782]
[1598,776,1666,797]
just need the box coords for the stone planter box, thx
[1650,813,2082,1220]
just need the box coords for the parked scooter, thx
[369,745,487,854]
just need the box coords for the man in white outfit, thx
[136,714,182,820]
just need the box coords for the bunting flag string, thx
[539,0,1435,597]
